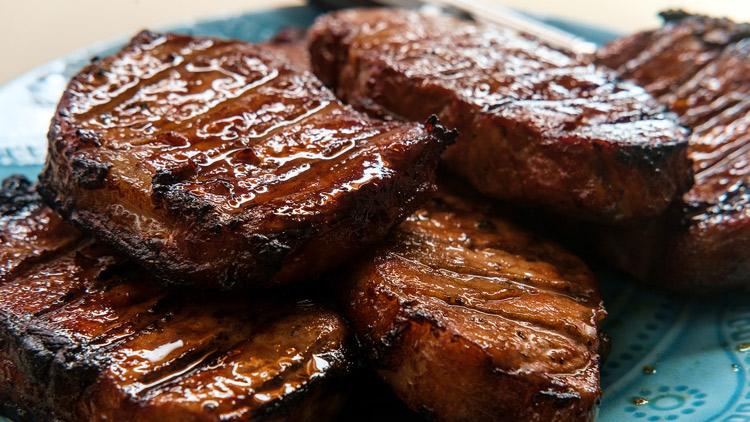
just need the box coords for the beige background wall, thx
[2,0,750,85]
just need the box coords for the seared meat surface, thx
[39,30,453,290]
[309,8,692,224]
[597,11,750,107]
[594,12,750,290]
[0,176,356,422]
[342,183,606,422]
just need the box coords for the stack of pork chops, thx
[0,7,745,422]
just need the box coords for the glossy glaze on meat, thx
[39,30,454,290]
[309,8,692,224]
[342,183,606,422]
[0,177,356,422]
[593,13,750,290]
[597,11,750,105]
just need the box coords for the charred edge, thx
[532,390,582,410]
[130,30,163,47]
[252,344,356,421]
[151,161,197,188]
[369,302,446,370]
[248,233,293,275]
[611,136,689,171]
[658,9,694,23]
[75,129,102,148]
[0,313,103,404]
[152,171,224,232]
[658,10,750,44]
[424,115,458,146]
[70,154,111,190]
[0,175,39,217]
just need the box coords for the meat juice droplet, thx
[632,397,649,405]
[738,343,750,352]
[642,364,656,374]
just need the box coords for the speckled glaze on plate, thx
[1,5,749,422]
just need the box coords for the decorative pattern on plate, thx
[1,5,749,422]
[598,268,750,421]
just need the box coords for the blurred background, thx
[2,0,750,85]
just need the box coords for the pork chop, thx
[39,30,454,290]
[309,8,692,224]
[341,182,606,422]
[593,12,750,290]
[0,176,356,422]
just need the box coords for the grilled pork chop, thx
[342,183,606,422]
[39,30,454,290]
[0,176,356,422]
[309,8,692,224]
[593,12,750,290]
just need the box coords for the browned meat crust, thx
[39,30,454,290]
[593,12,750,290]
[309,8,692,224]
[0,177,356,422]
[597,11,750,105]
[341,182,606,422]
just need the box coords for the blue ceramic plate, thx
[2,5,750,421]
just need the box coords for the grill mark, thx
[688,102,750,177]
[406,288,594,360]
[250,123,399,201]
[395,231,591,299]
[0,240,111,319]
[391,253,589,306]
[159,107,387,216]
[219,99,340,150]
[105,301,283,397]
[679,93,750,128]
[133,348,219,396]
[618,27,722,98]
[73,41,238,121]
[695,137,750,182]
[139,65,284,136]
[83,292,180,356]
[104,314,224,396]
[176,101,342,179]
[685,184,750,223]
[0,233,87,287]
[41,282,167,349]
[129,304,334,402]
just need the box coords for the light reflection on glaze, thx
[94,305,348,419]
[0,193,355,420]
[61,31,419,220]
[140,340,185,363]
[330,9,678,145]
